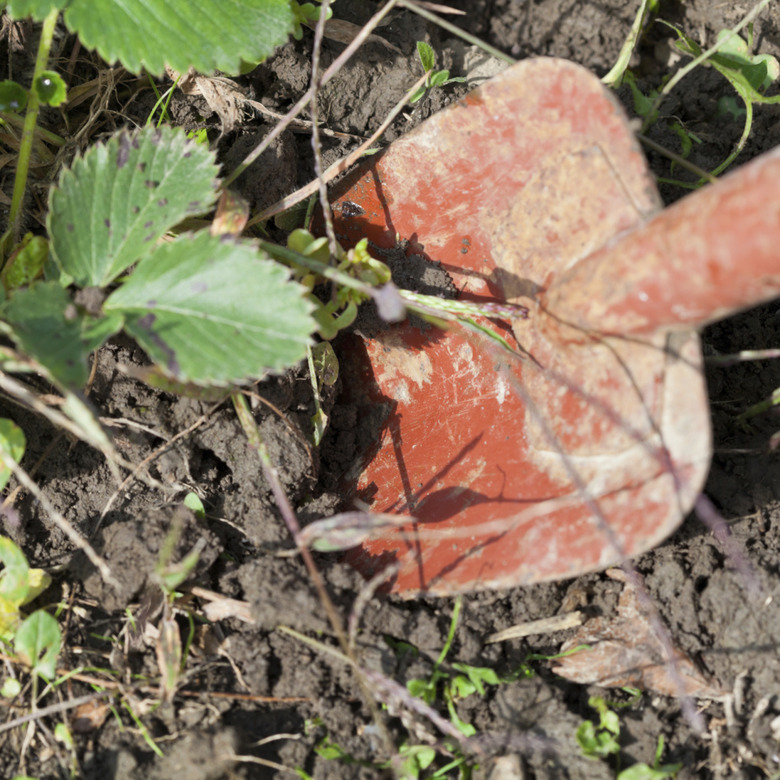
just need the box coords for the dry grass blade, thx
[485,612,585,644]
[304,18,403,54]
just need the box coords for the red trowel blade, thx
[325,58,777,595]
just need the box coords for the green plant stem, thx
[642,0,772,133]
[261,240,530,322]
[3,8,59,255]
[636,133,718,184]
[602,0,653,88]
[398,0,515,65]
[433,596,461,670]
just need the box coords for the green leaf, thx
[156,615,181,701]
[1,677,21,697]
[105,233,314,386]
[183,492,205,520]
[409,85,427,104]
[0,420,25,494]
[6,0,66,19]
[62,0,295,77]
[0,80,27,112]
[622,71,659,123]
[2,281,123,387]
[311,341,338,387]
[54,721,74,749]
[429,70,450,87]
[451,662,500,696]
[33,70,66,106]
[618,764,682,780]
[416,40,435,72]
[0,537,30,607]
[671,26,780,106]
[48,126,219,287]
[15,609,61,680]
[311,408,328,447]
[714,29,780,92]
[3,234,48,291]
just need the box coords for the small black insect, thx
[340,201,365,218]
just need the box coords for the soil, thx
[1,2,780,779]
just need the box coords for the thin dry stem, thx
[97,395,228,527]
[222,0,400,191]
[0,452,120,591]
[248,70,428,226]
[309,0,339,260]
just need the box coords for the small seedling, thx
[576,696,622,759]
[577,696,681,779]
[0,425,61,679]
[410,42,466,104]
[291,0,333,40]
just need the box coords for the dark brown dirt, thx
[1,2,780,779]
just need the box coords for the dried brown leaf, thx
[552,569,728,700]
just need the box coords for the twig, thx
[222,0,400,190]
[309,0,338,259]
[247,70,428,226]
[97,395,228,527]
[0,691,112,736]
[0,448,120,592]
[231,393,395,758]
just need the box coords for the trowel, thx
[325,58,780,595]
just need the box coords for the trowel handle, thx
[543,147,780,336]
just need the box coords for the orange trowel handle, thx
[543,146,780,336]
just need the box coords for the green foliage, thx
[106,231,313,385]
[0,126,315,388]
[14,609,61,680]
[1,233,47,292]
[7,0,295,76]
[308,341,338,445]
[283,229,390,341]
[622,71,660,125]
[291,0,333,41]
[617,735,681,780]
[0,80,28,111]
[577,697,681,779]
[183,492,206,520]
[2,281,123,388]
[32,70,66,106]
[48,127,219,287]
[625,19,780,184]
[672,25,780,97]
[0,535,61,683]
[153,520,203,597]
[576,696,621,759]
[396,744,437,778]
[0,419,25,492]
[410,41,466,104]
